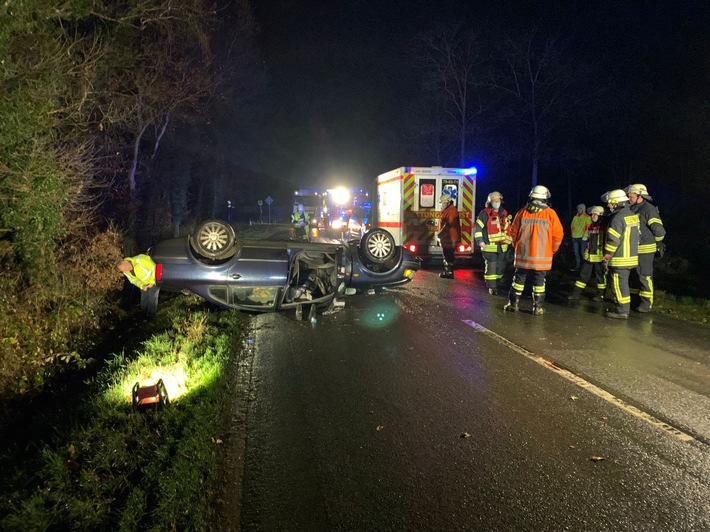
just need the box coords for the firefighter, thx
[625,183,666,313]
[602,189,641,319]
[474,191,512,295]
[568,206,607,303]
[504,185,564,315]
[438,193,461,279]
[292,203,310,241]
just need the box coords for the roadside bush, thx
[0,225,124,404]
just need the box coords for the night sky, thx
[247,0,708,212]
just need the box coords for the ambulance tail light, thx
[458,244,472,253]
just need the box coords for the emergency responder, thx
[438,193,461,279]
[117,254,158,317]
[568,206,607,303]
[602,189,641,319]
[292,203,310,241]
[474,191,512,295]
[570,203,591,271]
[504,185,564,315]
[625,183,666,313]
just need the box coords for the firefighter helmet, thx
[605,189,629,205]
[487,191,503,203]
[588,205,604,216]
[625,183,653,201]
[529,185,551,201]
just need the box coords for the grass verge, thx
[0,295,250,531]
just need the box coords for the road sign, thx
[265,195,273,206]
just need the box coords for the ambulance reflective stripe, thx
[402,173,421,245]
[460,176,474,248]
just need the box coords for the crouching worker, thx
[568,206,607,303]
[117,254,158,316]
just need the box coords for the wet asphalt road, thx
[237,268,710,531]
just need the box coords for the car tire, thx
[360,228,396,264]
[192,219,236,259]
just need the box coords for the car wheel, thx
[192,219,236,259]
[360,228,395,264]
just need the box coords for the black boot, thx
[440,261,454,279]
[503,292,520,312]
[532,293,545,315]
[567,286,582,304]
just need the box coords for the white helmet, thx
[529,185,551,201]
[605,189,629,205]
[588,205,604,216]
[439,193,452,206]
[625,183,653,201]
[487,191,503,203]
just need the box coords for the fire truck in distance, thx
[326,187,371,239]
[376,166,477,262]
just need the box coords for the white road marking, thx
[463,319,695,443]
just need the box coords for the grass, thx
[0,295,250,531]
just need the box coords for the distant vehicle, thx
[376,166,477,262]
[347,202,372,239]
[146,219,420,314]
[326,187,371,239]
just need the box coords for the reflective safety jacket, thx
[508,202,564,271]
[292,211,310,239]
[630,200,665,254]
[570,213,591,239]
[123,254,156,290]
[604,206,640,268]
[474,207,512,252]
[438,204,461,247]
[584,219,607,263]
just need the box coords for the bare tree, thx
[415,26,491,166]
[488,28,597,187]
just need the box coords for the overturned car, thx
[144,219,419,315]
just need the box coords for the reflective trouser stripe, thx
[634,252,655,305]
[511,269,546,295]
[610,268,631,313]
[483,251,507,288]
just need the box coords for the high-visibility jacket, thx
[292,211,310,239]
[570,213,591,239]
[474,207,512,252]
[438,204,461,247]
[584,219,607,263]
[123,254,156,290]
[630,200,665,254]
[508,202,564,271]
[604,206,640,268]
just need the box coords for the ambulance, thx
[376,166,477,262]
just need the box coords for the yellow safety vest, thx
[123,254,156,289]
